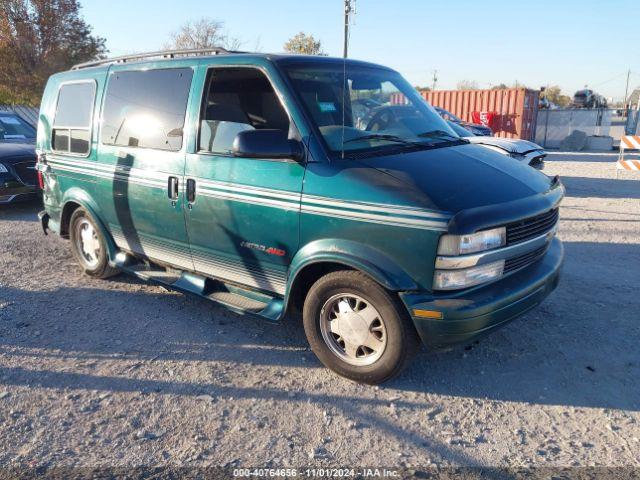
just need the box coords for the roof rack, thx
[71,47,240,70]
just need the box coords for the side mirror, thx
[232,129,304,161]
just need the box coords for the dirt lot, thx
[0,154,639,471]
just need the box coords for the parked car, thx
[538,97,558,110]
[37,49,563,384]
[447,121,545,170]
[433,106,493,136]
[572,89,607,109]
[0,112,39,204]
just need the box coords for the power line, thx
[591,71,630,88]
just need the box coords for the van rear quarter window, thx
[52,81,96,155]
[100,68,193,151]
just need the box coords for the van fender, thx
[61,188,118,264]
[286,238,418,295]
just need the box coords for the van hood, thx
[354,142,554,215]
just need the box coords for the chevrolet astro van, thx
[36,49,563,384]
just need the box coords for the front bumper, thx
[400,237,563,348]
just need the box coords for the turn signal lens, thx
[413,309,443,319]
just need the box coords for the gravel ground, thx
[0,154,639,471]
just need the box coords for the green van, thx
[36,49,563,384]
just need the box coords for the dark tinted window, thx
[52,130,70,151]
[199,68,290,154]
[0,114,36,141]
[52,81,95,155]
[101,68,193,151]
[70,129,90,153]
[54,82,96,127]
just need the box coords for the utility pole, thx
[431,69,438,91]
[343,0,353,58]
[623,68,631,111]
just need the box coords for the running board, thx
[114,252,283,322]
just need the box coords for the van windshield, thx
[282,63,461,157]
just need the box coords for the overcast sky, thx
[81,0,640,101]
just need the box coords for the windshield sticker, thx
[0,117,21,125]
[318,102,337,113]
[4,134,26,139]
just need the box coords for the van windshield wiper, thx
[417,130,465,142]
[343,133,429,147]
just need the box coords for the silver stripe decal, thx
[197,188,300,210]
[301,194,450,219]
[191,252,286,286]
[196,178,300,201]
[47,160,450,230]
[49,162,166,189]
[111,227,286,295]
[194,177,448,220]
[49,157,170,182]
[193,256,286,295]
[111,231,193,270]
[301,205,448,230]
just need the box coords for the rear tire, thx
[303,270,420,384]
[69,207,119,279]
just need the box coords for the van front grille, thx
[506,208,559,245]
[504,245,548,274]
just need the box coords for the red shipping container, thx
[421,88,539,141]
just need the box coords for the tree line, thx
[1,2,574,107]
[0,1,324,106]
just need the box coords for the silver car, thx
[447,120,545,170]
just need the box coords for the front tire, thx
[303,270,420,384]
[69,207,119,279]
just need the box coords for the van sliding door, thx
[96,65,195,270]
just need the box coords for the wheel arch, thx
[60,188,117,263]
[284,239,418,316]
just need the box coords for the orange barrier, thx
[617,136,640,172]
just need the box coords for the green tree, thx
[0,0,106,106]
[542,85,572,107]
[491,83,509,90]
[283,32,323,55]
[166,17,241,51]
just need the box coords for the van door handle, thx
[168,176,179,200]
[186,179,196,204]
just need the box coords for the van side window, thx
[199,68,290,155]
[52,82,96,155]
[101,68,193,151]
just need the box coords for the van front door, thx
[97,66,195,270]
[184,66,304,296]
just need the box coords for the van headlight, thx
[437,227,506,256]
[433,260,505,290]
[0,163,8,173]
